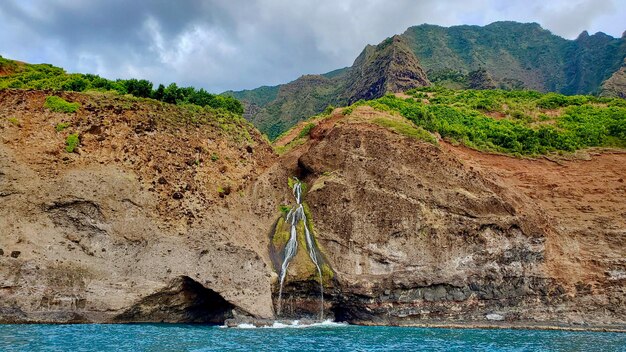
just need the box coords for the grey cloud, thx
[533,0,617,38]
[0,0,624,92]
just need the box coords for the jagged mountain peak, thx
[577,30,590,39]
[343,34,430,103]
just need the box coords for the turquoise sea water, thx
[0,323,624,352]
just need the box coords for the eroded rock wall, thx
[1,89,624,328]
[0,90,279,323]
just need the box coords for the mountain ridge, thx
[229,21,626,139]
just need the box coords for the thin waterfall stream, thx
[277,178,324,320]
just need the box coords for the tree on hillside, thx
[62,75,89,91]
[187,88,214,106]
[214,95,244,115]
[163,83,183,104]
[124,79,153,98]
[152,84,165,101]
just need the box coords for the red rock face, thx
[272,112,626,328]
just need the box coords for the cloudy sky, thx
[1,0,625,92]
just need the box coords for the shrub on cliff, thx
[65,133,80,153]
[298,123,315,138]
[44,96,80,113]
[61,75,89,92]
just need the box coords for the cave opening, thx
[114,276,235,324]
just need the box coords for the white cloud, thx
[533,0,616,38]
[0,0,624,92]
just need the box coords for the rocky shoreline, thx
[222,317,626,333]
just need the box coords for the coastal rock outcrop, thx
[1,89,625,329]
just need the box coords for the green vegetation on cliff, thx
[355,88,626,155]
[271,179,334,285]
[65,133,80,153]
[403,22,626,94]
[370,117,437,144]
[0,56,243,115]
[44,96,80,113]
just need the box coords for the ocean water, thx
[0,321,624,352]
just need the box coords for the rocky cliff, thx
[601,58,626,98]
[1,90,625,329]
[341,36,430,104]
[0,89,279,323]
[266,106,626,328]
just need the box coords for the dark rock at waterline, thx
[113,276,235,324]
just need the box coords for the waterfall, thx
[276,178,325,320]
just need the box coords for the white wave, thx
[228,319,348,329]
[292,319,348,329]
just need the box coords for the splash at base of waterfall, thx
[224,319,347,329]
[276,177,325,320]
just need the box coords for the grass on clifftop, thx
[371,117,437,144]
[272,108,334,155]
[352,87,626,156]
